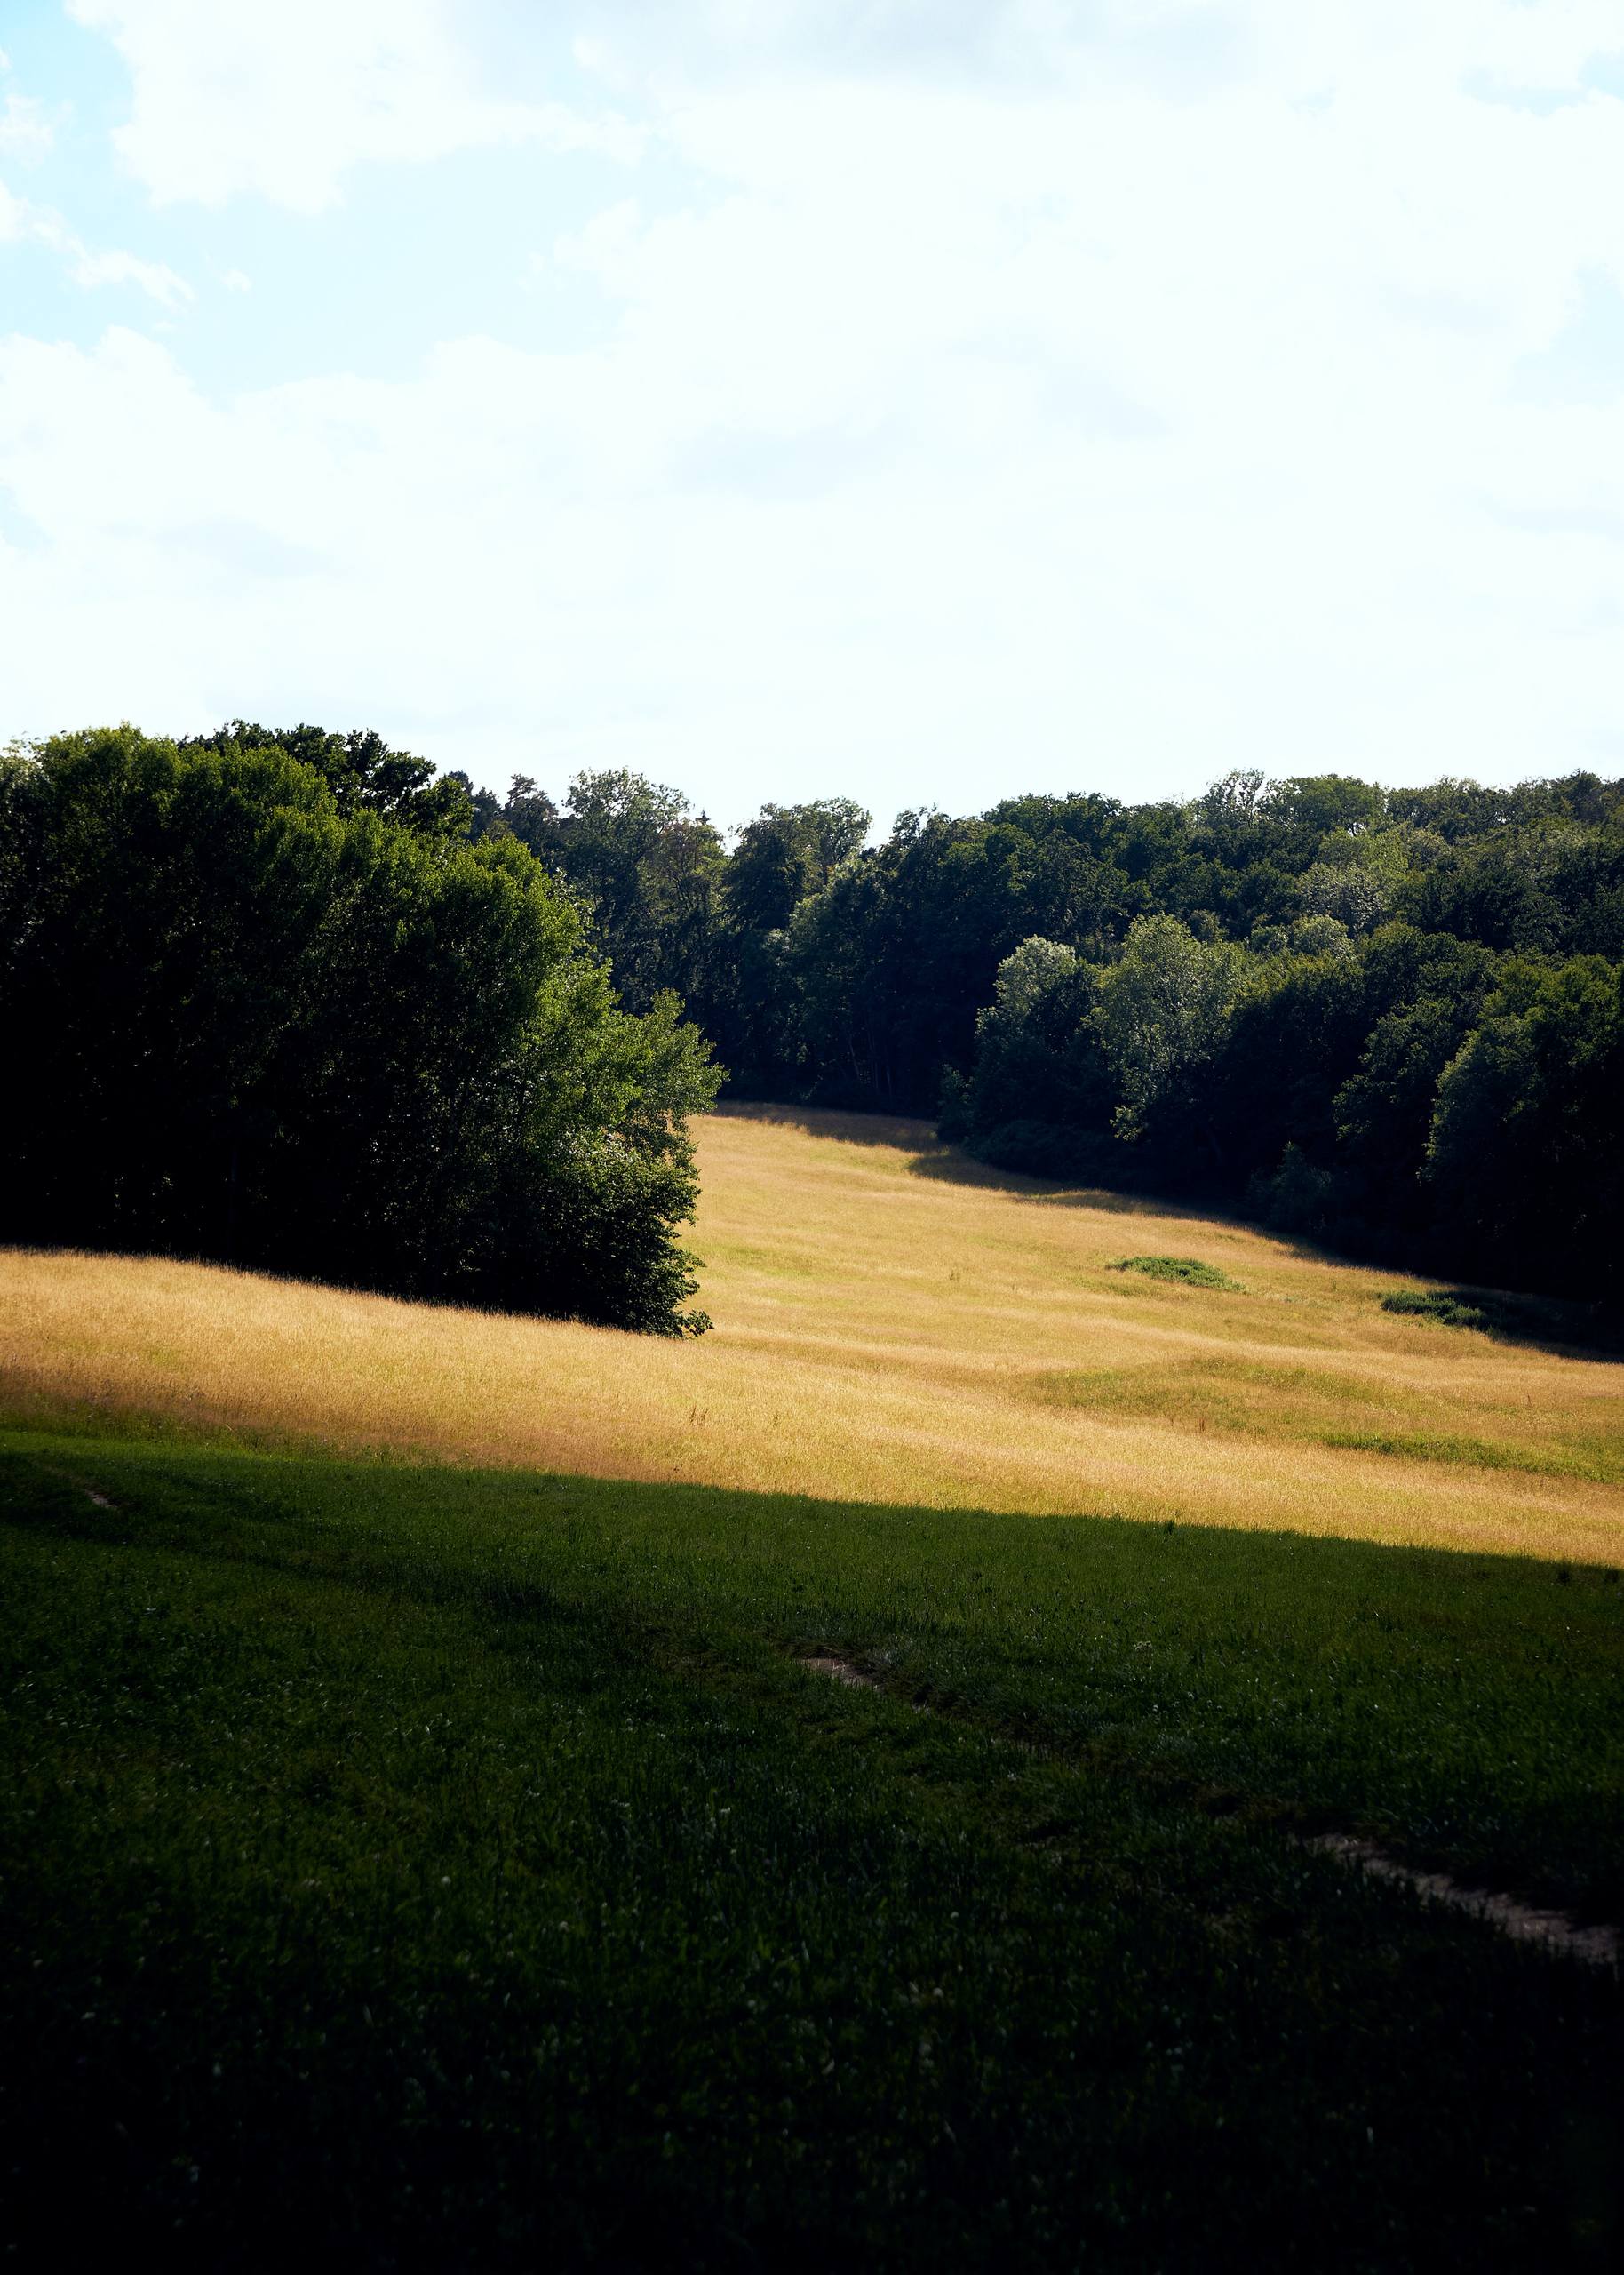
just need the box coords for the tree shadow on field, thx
[716,1102,1245,1218]
[1378,1284,1624,1365]
[903,1149,1236,1219]
[714,1101,938,1152]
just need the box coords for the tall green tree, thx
[1097,915,1245,1152]
[475,766,729,1027]
[0,728,720,1333]
[1426,957,1624,1296]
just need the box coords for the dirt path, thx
[798,1653,1620,1969]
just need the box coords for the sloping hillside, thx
[4,1105,1620,1562]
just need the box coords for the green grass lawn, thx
[4,1425,1622,2270]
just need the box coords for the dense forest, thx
[3,724,1620,1321]
[464,760,1624,1306]
[0,727,719,1333]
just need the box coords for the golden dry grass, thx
[4,1103,1623,1563]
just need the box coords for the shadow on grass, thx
[713,1099,939,1150]
[1381,1285,1624,1364]
[904,1148,1237,1217]
[715,1101,1231,1216]
[7,1430,1624,2271]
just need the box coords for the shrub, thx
[1381,1289,1488,1329]
[1110,1256,1244,1290]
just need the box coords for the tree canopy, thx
[469,758,1623,1304]
[0,728,720,1332]
[10,727,1618,1316]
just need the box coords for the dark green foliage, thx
[718,798,871,1088]
[4,1432,1621,2269]
[455,754,1623,1299]
[0,729,720,1332]
[466,754,1620,1303]
[1396,812,1624,956]
[726,797,870,934]
[951,938,1112,1162]
[1382,1289,1492,1329]
[181,718,476,836]
[28,728,1616,1313]
[1379,1286,1624,1354]
[1426,957,1624,1297]
[472,765,732,1026]
[1111,1255,1244,1289]
[948,907,1621,1303]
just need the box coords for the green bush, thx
[1110,1255,1244,1290]
[1381,1289,1488,1329]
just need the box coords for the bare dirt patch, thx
[1308,1835,1620,1968]
[800,1652,880,1691]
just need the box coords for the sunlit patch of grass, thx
[1318,1430,1624,1485]
[1032,1357,1624,1487]
[1035,1357,1429,1429]
[3,1105,1622,1564]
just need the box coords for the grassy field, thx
[4,1110,1623,2266]
[4,1105,1622,1564]
[4,1436,1622,2269]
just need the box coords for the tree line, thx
[4,725,1619,1323]
[464,762,1624,1305]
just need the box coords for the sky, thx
[2,2,1623,829]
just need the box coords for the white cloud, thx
[577,0,1624,101]
[5,4,1624,810]
[0,93,56,164]
[68,0,639,212]
[0,178,191,305]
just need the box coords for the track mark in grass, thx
[36,1460,119,1510]
[1307,1837,1620,1969]
[800,1651,880,1690]
[790,1648,1623,1968]
[1110,1255,1244,1291]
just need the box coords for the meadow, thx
[4,1109,1622,2267]
[4,1106,1622,1565]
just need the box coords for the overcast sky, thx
[2,2,1622,827]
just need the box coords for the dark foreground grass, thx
[3,1429,1622,2271]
